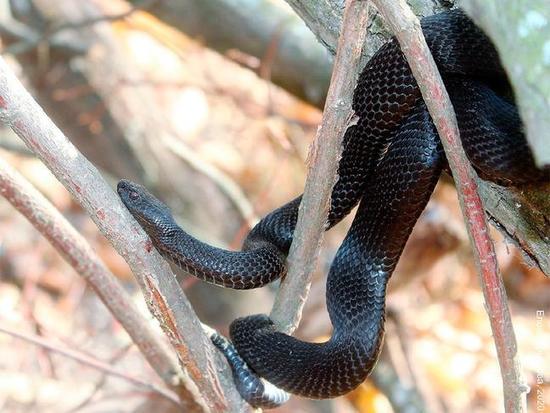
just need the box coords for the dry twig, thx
[0,56,248,412]
[370,0,526,411]
[0,324,180,406]
[65,343,135,413]
[281,1,548,277]
[0,156,179,385]
[270,0,370,333]
[162,135,258,228]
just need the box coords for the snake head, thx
[117,179,174,233]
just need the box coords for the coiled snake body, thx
[118,9,549,408]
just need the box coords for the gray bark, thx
[270,0,369,333]
[460,0,550,167]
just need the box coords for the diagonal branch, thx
[162,135,258,229]
[270,0,370,333]
[370,1,526,411]
[0,56,248,413]
[282,0,549,276]
[0,156,179,386]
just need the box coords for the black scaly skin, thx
[117,9,549,408]
[230,102,444,399]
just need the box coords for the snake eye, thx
[129,190,139,201]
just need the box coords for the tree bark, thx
[270,0,369,333]
[0,55,249,413]
[461,0,550,167]
[0,157,181,390]
[369,1,527,410]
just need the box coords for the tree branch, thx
[284,0,452,62]
[479,181,550,275]
[0,156,180,385]
[370,0,526,411]
[460,0,550,167]
[134,0,331,105]
[1,0,160,56]
[270,0,370,333]
[162,135,258,229]
[0,56,248,413]
[132,0,452,106]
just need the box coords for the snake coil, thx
[118,9,549,408]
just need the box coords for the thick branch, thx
[270,0,370,333]
[479,181,550,275]
[0,57,248,413]
[133,0,332,105]
[370,0,526,411]
[460,0,550,167]
[0,156,180,386]
[284,0,452,60]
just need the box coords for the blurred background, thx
[0,0,548,412]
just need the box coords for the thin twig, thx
[0,56,246,412]
[162,135,258,228]
[282,0,548,281]
[2,0,160,56]
[385,310,444,413]
[270,0,370,333]
[0,156,180,384]
[64,343,134,413]
[370,1,527,411]
[0,324,180,406]
[370,359,427,413]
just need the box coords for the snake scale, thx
[118,9,549,408]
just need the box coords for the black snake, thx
[117,9,549,409]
